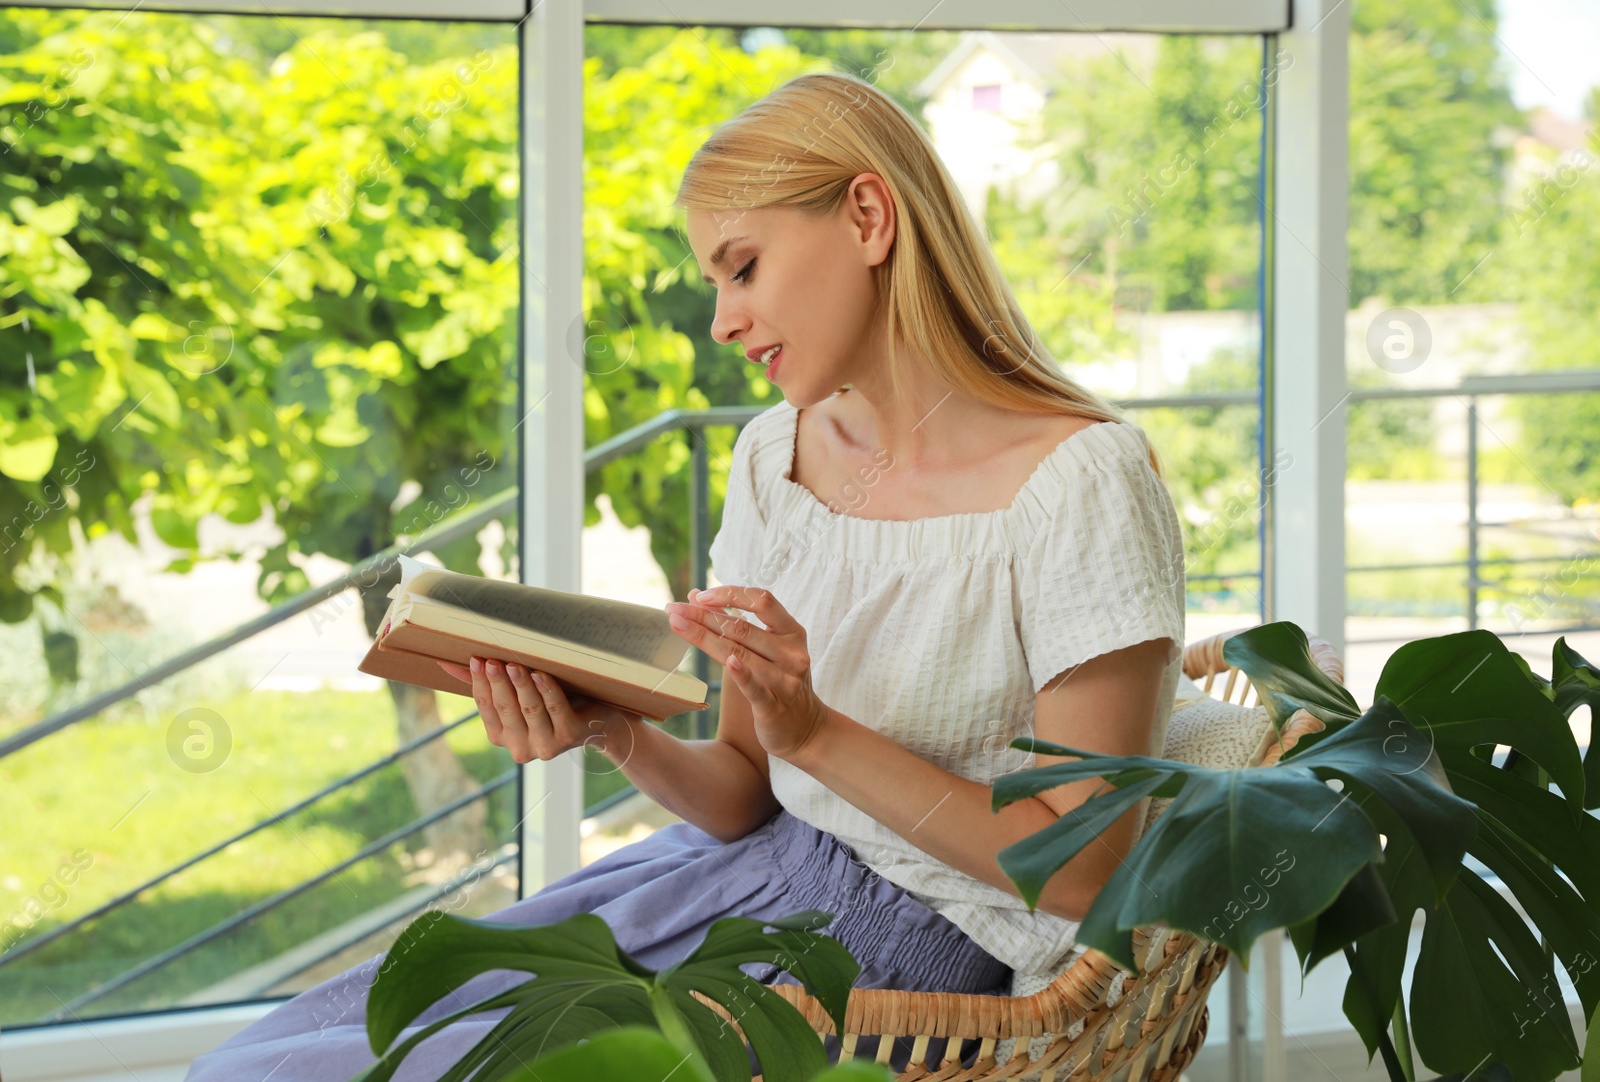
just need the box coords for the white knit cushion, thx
[992,674,1271,1072]
[1139,677,1274,838]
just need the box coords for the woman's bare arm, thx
[442,653,780,844]
[592,667,781,843]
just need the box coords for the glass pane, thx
[0,9,520,1026]
[1342,0,1600,706]
[575,26,1267,885]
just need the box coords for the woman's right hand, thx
[438,656,643,764]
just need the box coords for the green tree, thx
[1345,372,1441,481]
[985,34,1267,593]
[1018,35,1265,315]
[775,27,960,119]
[574,29,826,599]
[1140,348,1262,583]
[1348,0,1521,306]
[0,10,524,853]
[1496,92,1600,508]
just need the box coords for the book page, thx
[395,554,687,670]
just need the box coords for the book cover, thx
[357,555,708,723]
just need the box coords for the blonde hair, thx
[673,70,1164,479]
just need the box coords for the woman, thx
[187,70,1185,1080]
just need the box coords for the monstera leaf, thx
[1329,632,1598,1081]
[991,690,1475,972]
[1552,639,1600,810]
[1256,628,1597,1080]
[1217,621,1364,735]
[350,909,859,1082]
[992,622,1600,1082]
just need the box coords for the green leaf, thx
[1096,768,1378,971]
[1329,795,1436,1062]
[1220,621,1364,735]
[1327,652,1595,1077]
[671,974,823,1082]
[11,192,80,235]
[128,312,174,340]
[150,503,200,551]
[674,987,762,1082]
[1374,630,1584,813]
[500,1026,712,1082]
[41,627,80,686]
[1410,872,1581,1080]
[1286,696,1473,907]
[1448,753,1600,904]
[1427,1064,1516,1081]
[1508,649,1555,701]
[669,911,859,1043]
[1325,686,1598,1081]
[1468,811,1600,1019]
[436,980,658,1082]
[121,360,182,427]
[996,700,1467,971]
[1551,638,1600,810]
[1584,997,1600,1082]
[356,911,655,1080]
[1341,918,1413,1065]
[354,908,855,1082]
[994,774,1170,910]
[0,419,58,481]
[808,1064,900,1082]
[1287,863,1397,978]
[362,910,646,1046]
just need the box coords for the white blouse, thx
[707,397,1187,979]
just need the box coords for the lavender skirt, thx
[186,809,1012,1080]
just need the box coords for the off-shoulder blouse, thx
[708,398,1186,978]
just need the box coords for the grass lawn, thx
[0,686,525,1026]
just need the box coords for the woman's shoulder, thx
[1009,412,1180,571]
[1011,412,1162,514]
[730,397,798,479]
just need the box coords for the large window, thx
[1339,0,1600,705]
[0,9,521,1026]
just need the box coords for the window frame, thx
[0,6,1346,1082]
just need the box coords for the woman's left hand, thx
[665,585,832,762]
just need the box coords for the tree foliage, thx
[1349,0,1521,307]
[0,19,959,631]
[1494,87,1600,508]
[1,11,521,631]
[1016,35,1264,315]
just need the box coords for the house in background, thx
[914,30,1158,220]
[914,31,1201,400]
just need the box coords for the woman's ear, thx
[845,172,896,265]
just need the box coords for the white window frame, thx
[1,4,1345,1082]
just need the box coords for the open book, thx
[357,555,708,722]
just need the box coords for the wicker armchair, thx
[722,626,1344,1081]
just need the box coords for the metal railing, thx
[1116,372,1600,639]
[0,405,766,1025]
[5,374,1598,1024]
[1341,370,1600,642]
[44,768,519,1020]
[1,709,484,969]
